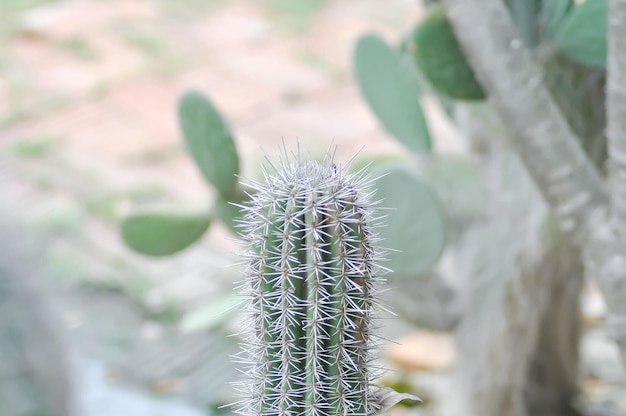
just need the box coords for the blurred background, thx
[0,0,624,415]
[0,0,429,415]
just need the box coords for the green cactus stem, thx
[233,151,388,416]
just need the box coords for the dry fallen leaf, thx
[371,387,421,415]
[386,331,455,371]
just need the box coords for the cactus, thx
[370,163,446,278]
[0,219,72,416]
[541,0,573,38]
[410,6,485,101]
[233,152,389,416]
[122,211,212,256]
[553,0,607,68]
[354,32,431,155]
[121,89,250,257]
[178,90,240,196]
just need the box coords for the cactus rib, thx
[234,151,386,416]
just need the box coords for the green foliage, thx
[267,0,325,15]
[121,89,248,257]
[554,0,607,68]
[0,221,71,416]
[420,156,482,213]
[372,163,446,278]
[30,205,84,237]
[60,35,100,61]
[122,211,211,256]
[83,194,122,223]
[541,0,573,38]
[11,135,58,158]
[506,0,541,48]
[214,187,251,234]
[179,292,240,334]
[348,154,405,175]
[0,0,53,11]
[178,90,240,195]
[410,6,486,101]
[543,53,606,165]
[354,32,431,154]
[113,22,173,63]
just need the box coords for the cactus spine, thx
[234,152,386,416]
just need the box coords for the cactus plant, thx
[371,163,446,278]
[351,0,613,413]
[354,32,431,155]
[233,152,391,416]
[409,5,485,101]
[541,0,573,38]
[178,90,240,196]
[0,219,71,416]
[121,89,249,257]
[553,0,607,68]
[122,210,212,256]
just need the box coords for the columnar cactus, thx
[0,219,71,416]
[234,152,387,416]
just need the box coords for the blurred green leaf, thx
[268,0,325,15]
[554,0,606,68]
[419,157,484,226]
[506,0,541,48]
[354,32,431,154]
[178,90,240,195]
[421,157,480,196]
[0,0,51,11]
[348,154,405,175]
[214,187,252,234]
[179,292,242,334]
[11,135,59,158]
[373,163,447,277]
[542,0,573,38]
[411,6,486,101]
[122,211,211,256]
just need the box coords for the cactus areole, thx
[234,152,388,416]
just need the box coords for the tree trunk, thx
[588,0,626,367]
[441,0,626,373]
[607,0,626,234]
[460,243,582,416]
[439,0,608,237]
[524,244,583,416]
[0,215,72,416]
[453,148,583,416]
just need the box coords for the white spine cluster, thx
[232,151,387,416]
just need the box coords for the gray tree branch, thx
[583,0,626,368]
[607,0,626,233]
[440,0,609,240]
[441,0,626,372]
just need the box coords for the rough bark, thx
[454,149,582,416]
[420,0,626,413]
[585,208,626,373]
[588,0,626,367]
[461,243,583,416]
[524,244,583,416]
[0,216,72,416]
[385,271,460,331]
[440,0,609,239]
[607,0,626,234]
[441,0,626,373]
